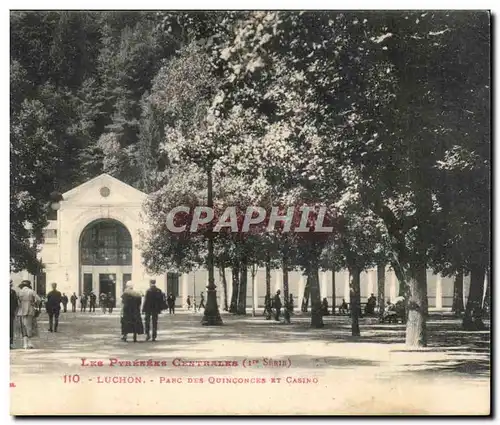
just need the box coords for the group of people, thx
[9,277,180,348]
[186,293,205,312]
[36,292,70,312]
[263,290,292,321]
[120,280,168,342]
[336,294,378,316]
[261,292,381,317]
[74,291,116,313]
[10,280,65,349]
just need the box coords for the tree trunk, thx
[265,254,271,319]
[237,260,247,315]
[451,270,464,316]
[229,264,239,313]
[302,276,310,312]
[309,265,324,328]
[219,267,229,312]
[282,256,291,324]
[398,277,407,297]
[349,267,361,336]
[251,265,256,317]
[377,264,385,316]
[331,270,336,315]
[463,264,486,330]
[405,264,428,347]
[391,261,409,319]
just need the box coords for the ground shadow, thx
[11,310,490,381]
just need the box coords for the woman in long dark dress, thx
[121,281,144,342]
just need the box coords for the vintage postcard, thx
[9,10,491,415]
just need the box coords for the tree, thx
[10,98,58,273]
[332,189,388,336]
[141,164,207,275]
[424,12,490,329]
[148,41,243,325]
[137,93,167,192]
[213,11,490,344]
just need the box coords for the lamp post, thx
[190,114,222,325]
[201,168,223,325]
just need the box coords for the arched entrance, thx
[79,219,133,306]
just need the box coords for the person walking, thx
[107,292,115,314]
[70,293,77,312]
[46,283,62,332]
[10,281,18,349]
[16,281,40,349]
[80,293,88,312]
[186,295,192,311]
[61,293,69,313]
[198,292,205,310]
[100,293,107,313]
[143,280,164,342]
[120,281,144,342]
[274,290,282,322]
[89,292,97,312]
[339,298,349,315]
[167,293,176,314]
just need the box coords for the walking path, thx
[10,310,490,415]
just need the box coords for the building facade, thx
[11,173,469,310]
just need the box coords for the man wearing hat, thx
[46,282,62,332]
[142,280,164,342]
[17,280,40,349]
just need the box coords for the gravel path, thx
[10,310,490,415]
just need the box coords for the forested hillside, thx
[10,11,236,273]
[11,11,211,191]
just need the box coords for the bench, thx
[334,302,376,316]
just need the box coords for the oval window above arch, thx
[100,187,111,197]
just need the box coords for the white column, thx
[367,269,374,295]
[275,269,282,292]
[344,272,350,303]
[390,272,397,303]
[227,269,233,303]
[436,275,443,309]
[219,280,223,308]
[462,275,467,310]
[482,274,488,306]
[298,275,305,308]
[255,273,259,309]
[93,269,99,295]
[320,272,327,299]
[182,273,189,308]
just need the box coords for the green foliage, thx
[10,98,57,273]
